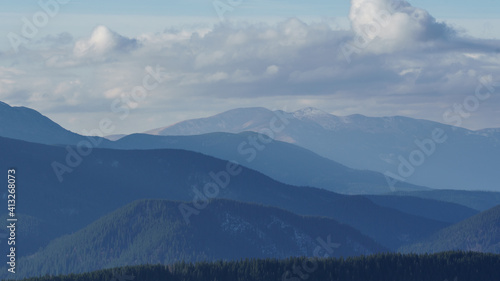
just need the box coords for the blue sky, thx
[2,0,499,41]
[3,0,500,18]
[1,0,499,134]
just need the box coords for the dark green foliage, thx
[9,252,500,281]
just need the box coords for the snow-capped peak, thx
[293,107,329,119]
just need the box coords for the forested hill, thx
[401,205,500,253]
[11,252,500,281]
[4,199,384,279]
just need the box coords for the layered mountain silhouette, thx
[1,100,499,279]
[7,199,386,278]
[0,101,109,146]
[0,136,446,255]
[0,101,426,195]
[2,102,498,192]
[104,132,427,194]
[145,107,500,191]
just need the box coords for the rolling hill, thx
[0,136,447,255]
[7,199,386,278]
[104,132,427,194]
[401,205,500,254]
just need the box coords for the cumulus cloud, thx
[348,0,455,52]
[1,1,499,134]
[34,32,74,47]
[265,65,279,76]
[73,25,139,58]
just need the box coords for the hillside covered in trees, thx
[2,199,385,279]
[11,252,500,281]
[401,205,500,253]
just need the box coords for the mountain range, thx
[0,136,447,255]
[2,102,499,192]
[1,101,500,279]
[144,107,500,191]
[0,101,109,146]
[0,102,428,195]
[104,132,426,194]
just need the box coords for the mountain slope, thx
[366,195,478,224]
[145,107,278,136]
[0,136,447,255]
[10,199,386,278]
[476,128,500,140]
[0,101,426,195]
[390,190,500,211]
[145,107,500,191]
[0,101,109,146]
[104,132,427,195]
[401,205,500,254]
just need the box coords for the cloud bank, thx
[0,0,499,134]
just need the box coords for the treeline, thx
[11,251,500,281]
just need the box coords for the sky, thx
[0,0,499,134]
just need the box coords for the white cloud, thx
[1,1,499,134]
[289,67,340,83]
[103,87,124,99]
[347,0,455,53]
[194,50,225,69]
[206,71,229,83]
[265,65,279,76]
[73,25,138,58]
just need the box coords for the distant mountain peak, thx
[345,113,368,119]
[223,107,271,114]
[0,100,109,145]
[293,107,330,119]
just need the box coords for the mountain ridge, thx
[401,205,500,254]
[105,131,428,195]
[0,101,110,146]
[6,198,387,278]
[142,107,500,191]
[0,135,448,254]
